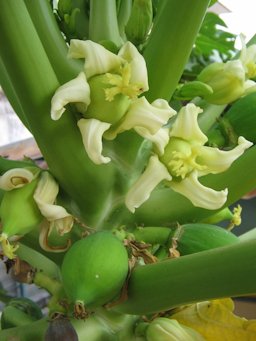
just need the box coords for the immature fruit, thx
[176,223,239,255]
[0,178,42,238]
[61,231,129,312]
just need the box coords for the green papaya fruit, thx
[61,231,129,314]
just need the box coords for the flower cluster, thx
[51,40,176,164]
[51,40,252,213]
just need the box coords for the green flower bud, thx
[125,0,153,46]
[146,318,205,341]
[174,81,213,101]
[197,60,246,104]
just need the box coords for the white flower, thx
[125,103,253,212]
[51,40,176,164]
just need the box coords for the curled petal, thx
[125,155,172,213]
[170,171,228,210]
[39,220,71,253]
[34,172,74,235]
[105,97,175,140]
[198,136,253,176]
[51,72,90,120]
[0,168,37,191]
[136,127,170,156]
[118,42,149,92]
[68,39,122,78]
[170,103,207,145]
[77,118,111,165]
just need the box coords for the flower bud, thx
[198,60,246,104]
[174,81,213,101]
[125,0,153,46]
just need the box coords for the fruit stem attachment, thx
[33,271,66,314]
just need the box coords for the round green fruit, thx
[61,231,129,310]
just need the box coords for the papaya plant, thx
[0,0,256,340]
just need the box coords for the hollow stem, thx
[143,0,210,101]
[114,239,256,315]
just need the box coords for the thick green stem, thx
[24,0,82,83]
[143,0,210,101]
[16,243,61,279]
[0,318,48,341]
[114,239,256,315]
[0,1,115,225]
[89,0,123,47]
[117,0,132,40]
[0,314,120,341]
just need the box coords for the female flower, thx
[51,40,176,164]
[125,103,252,212]
[0,168,73,258]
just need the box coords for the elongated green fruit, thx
[175,223,239,255]
[0,179,43,238]
[1,297,43,329]
[133,224,239,257]
[61,231,129,314]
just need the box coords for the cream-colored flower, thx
[125,103,252,212]
[51,40,175,164]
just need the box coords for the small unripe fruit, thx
[61,231,129,315]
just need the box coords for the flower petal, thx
[51,72,90,120]
[170,171,228,210]
[135,127,170,156]
[118,41,149,92]
[33,172,74,235]
[125,155,172,213]
[0,168,36,191]
[39,220,71,252]
[170,103,207,145]
[105,97,175,140]
[198,136,253,175]
[68,39,122,78]
[77,118,111,165]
